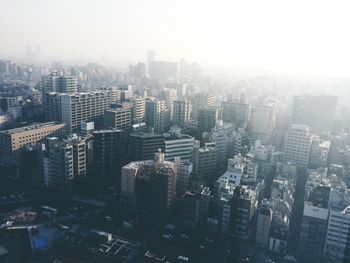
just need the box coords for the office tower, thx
[163,127,194,162]
[256,201,273,248]
[145,97,168,133]
[192,93,216,120]
[45,91,111,133]
[252,103,275,144]
[192,140,217,187]
[153,150,177,212]
[221,100,250,128]
[0,122,65,167]
[159,88,177,119]
[129,62,146,81]
[298,184,331,263]
[309,137,330,168]
[173,100,191,128]
[323,188,350,262]
[197,107,218,138]
[283,124,312,167]
[129,132,164,161]
[149,61,178,81]
[211,127,230,173]
[42,71,78,94]
[104,108,132,130]
[93,129,126,188]
[42,137,74,191]
[291,94,337,133]
[128,96,145,123]
[175,158,193,195]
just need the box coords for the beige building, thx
[0,122,66,167]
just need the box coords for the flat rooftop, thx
[0,122,64,135]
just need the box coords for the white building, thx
[283,124,312,167]
[163,126,194,162]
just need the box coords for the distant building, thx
[173,100,191,128]
[252,103,275,144]
[197,107,219,138]
[283,124,311,167]
[291,94,337,133]
[221,100,250,128]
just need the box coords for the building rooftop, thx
[0,122,64,135]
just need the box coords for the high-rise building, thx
[104,108,132,131]
[42,71,78,94]
[120,150,176,213]
[0,122,66,167]
[42,134,91,191]
[127,96,145,123]
[45,91,111,133]
[192,93,216,120]
[252,103,275,144]
[159,88,177,119]
[197,107,219,138]
[221,101,250,128]
[42,137,74,191]
[129,131,165,161]
[175,158,193,195]
[283,124,312,167]
[323,188,350,262]
[192,140,217,187]
[291,94,337,133]
[93,129,126,188]
[163,127,194,162]
[298,184,330,263]
[145,97,169,133]
[153,151,177,212]
[173,100,191,128]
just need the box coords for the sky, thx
[1,0,350,77]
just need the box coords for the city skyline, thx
[1,0,350,77]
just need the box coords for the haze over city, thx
[1,0,350,77]
[1,1,350,263]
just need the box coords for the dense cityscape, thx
[1,1,350,263]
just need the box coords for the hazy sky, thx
[1,0,350,76]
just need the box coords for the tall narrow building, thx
[145,97,169,133]
[173,100,192,128]
[93,129,126,188]
[283,124,312,167]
